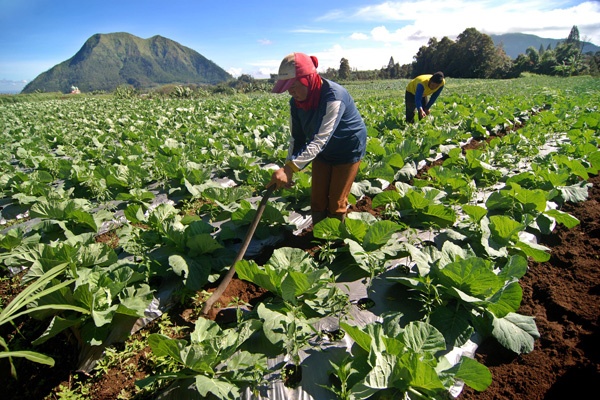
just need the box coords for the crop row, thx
[1,76,599,399]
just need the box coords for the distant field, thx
[1,74,599,400]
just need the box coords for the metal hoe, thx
[201,185,275,316]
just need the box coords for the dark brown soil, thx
[197,176,600,400]
[458,173,600,400]
[3,173,599,400]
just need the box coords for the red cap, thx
[272,52,319,93]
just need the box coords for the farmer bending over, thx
[405,71,445,123]
[269,52,367,225]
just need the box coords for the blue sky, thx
[1,0,599,92]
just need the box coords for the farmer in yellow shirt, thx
[405,72,445,123]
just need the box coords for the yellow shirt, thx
[406,75,446,96]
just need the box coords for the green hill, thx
[22,32,233,93]
[490,33,599,59]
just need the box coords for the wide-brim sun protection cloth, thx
[272,52,318,93]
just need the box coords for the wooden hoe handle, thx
[201,185,275,316]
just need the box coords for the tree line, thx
[320,26,599,81]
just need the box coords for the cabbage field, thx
[1,75,599,399]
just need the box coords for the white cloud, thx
[350,32,369,40]
[311,44,404,72]
[370,26,416,43]
[228,67,242,77]
[258,39,273,45]
[317,9,348,21]
[0,79,27,85]
[298,0,600,74]
[348,0,600,44]
[227,1,600,79]
[353,0,422,20]
[0,79,27,93]
[243,58,285,79]
[291,28,333,34]
[257,67,275,78]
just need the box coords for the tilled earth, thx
[191,174,600,400]
[3,174,599,400]
[458,173,600,399]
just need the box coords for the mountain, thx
[490,33,600,59]
[22,32,232,94]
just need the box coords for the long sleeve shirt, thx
[407,74,446,110]
[415,83,444,110]
[285,79,367,171]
